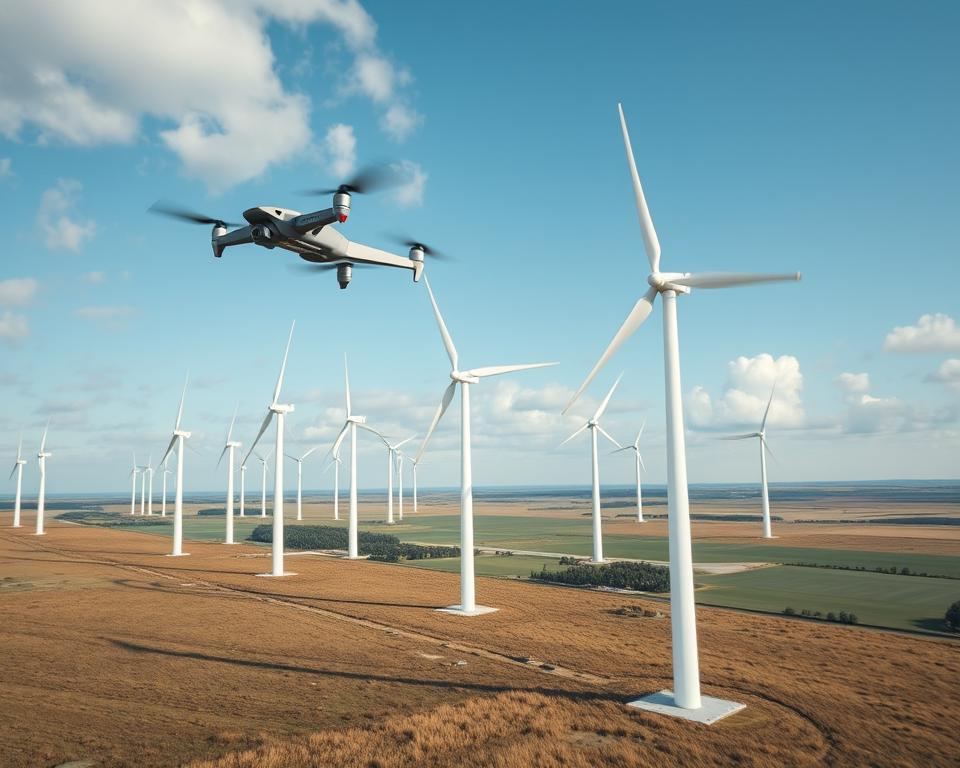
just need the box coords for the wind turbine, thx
[286,446,321,521]
[563,103,799,717]
[35,421,51,536]
[721,386,776,538]
[377,434,414,524]
[238,459,247,517]
[158,377,191,557]
[417,277,556,615]
[129,452,139,516]
[255,450,270,518]
[410,456,420,515]
[218,405,242,545]
[161,455,171,517]
[560,374,623,563]
[323,450,342,521]
[139,461,146,515]
[396,446,413,522]
[612,423,646,523]
[243,321,295,578]
[145,455,154,516]
[330,356,379,558]
[10,433,26,527]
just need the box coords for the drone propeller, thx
[287,262,373,274]
[148,200,240,228]
[387,234,452,261]
[302,163,401,196]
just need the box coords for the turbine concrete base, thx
[436,604,499,617]
[165,553,190,557]
[223,541,238,545]
[627,691,745,724]
[256,572,297,578]
[32,532,46,536]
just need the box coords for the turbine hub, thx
[451,371,479,384]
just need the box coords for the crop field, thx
[1,520,958,767]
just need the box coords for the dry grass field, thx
[1,519,958,767]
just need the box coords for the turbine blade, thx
[466,362,557,378]
[638,452,646,472]
[761,383,776,431]
[226,403,239,445]
[175,376,188,430]
[159,434,177,468]
[301,444,322,460]
[563,286,657,414]
[216,445,228,468]
[609,445,633,454]
[357,423,383,439]
[343,354,352,417]
[272,321,295,405]
[284,453,297,461]
[415,381,457,464]
[618,103,660,273]
[242,410,274,467]
[720,433,758,441]
[423,276,458,370]
[40,419,49,453]
[637,421,645,445]
[597,425,622,449]
[670,272,802,290]
[762,435,777,463]
[395,434,416,449]
[17,431,22,461]
[593,373,624,421]
[330,424,349,458]
[9,463,16,480]
[559,422,588,447]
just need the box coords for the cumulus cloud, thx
[0,311,29,345]
[835,372,870,394]
[687,353,805,430]
[884,313,960,354]
[0,1,422,191]
[37,179,95,252]
[391,160,427,207]
[322,123,356,178]
[925,359,960,393]
[0,277,38,307]
[381,103,423,142]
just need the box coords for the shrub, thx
[197,507,224,516]
[826,612,838,622]
[248,524,458,561]
[945,600,960,632]
[783,607,796,616]
[530,561,670,593]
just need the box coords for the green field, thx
[400,554,562,578]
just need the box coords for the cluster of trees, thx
[531,561,670,593]
[196,508,224,516]
[783,607,859,624]
[788,561,956,580]
[946,600,960,632]
[56,510,170,527]
[248,524,458,562]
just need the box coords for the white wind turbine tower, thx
[161,455,171,517]
[243,321,296,578]
[255,450,271,518]
[612,423,646,523]
[238,459,246,518]
[378,434,414,524]
[145,455,154,516]
[323,449,342,521]
[129,453,139,516]
[560,374,623,563]
[158,377,191,557]
[396,447,413,522]
[35,421,51,536]
[417,277,556,615]
[410,456,420,515]
[217,406,241,544]
[139,460,147,515]
[10,433,26,528]
[331,356,379,558]
[563,103,800,720]
[286,446,321,521]
[722,386,777,539]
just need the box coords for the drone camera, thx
[250,224,274,247]
[333,191,351,224]
[337,263,352,289]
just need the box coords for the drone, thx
[149,164,444,289]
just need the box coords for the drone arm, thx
[345,241,423,282]
[212,225,253,258]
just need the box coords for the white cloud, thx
[0,311,29,345]
[322,123,356,178]
[926,359,960,393]
[73,305,135,320]
[0,1,422,191]
[381,103,423,142]
[37,179,96,252]
[0,157,11,178]
[687,353,805,430]
[391,160,427,207]
[835,372,870,394]
[0,277,38,307]
[82,271,106,284]
[884,313,960,354]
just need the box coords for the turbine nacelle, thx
[648,271,692,294]
[270,403,294,415]
[174,429,191,439]
[451,370,480,384]
[347,415,367,425]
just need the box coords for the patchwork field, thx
[1,518,958,767]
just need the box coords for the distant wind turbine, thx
[139,460,146,516]
[255,450,271,518]
[238,459,246,518]
[129,452,139,516]
[564,103,799,716]
[145,455,154,516]
[243,322,296,577]
[721,386,777,538]
[410,456,420,515]
[560,374,623,563]
[378,434,415,524]
[10,432,26,528]
[158,377,191,557]
[612,422,646,523]
[417,277,556,615]
[286,446,321,521]
[35,421,51,536]
[396,447,412,522]
[161,455,171,517]
[323,450,342,521]
[218,405,241,545]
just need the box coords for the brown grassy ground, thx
[1,521,958,767]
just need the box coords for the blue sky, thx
[1,1,958,494]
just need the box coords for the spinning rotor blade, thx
[40,419,49,453]
[761,435,777,463]
[720,433,759,441]
[669,272,802,290]
[593,373,624,422]
[761,384,776,431]
[242,410,274,467]
[159,434,177,468]
[466,362,557,379]
[559,422,588,448]
[272,321,295,406]
[175,376,188,431]
[394,434,416,450]
[216,444,229,468]
[343,355,352,418]
[225,404,239,446]
[617,103,661,273]
[303,163,401,196]
[597,425,622,449]
[609,445,633,454]
[148,200,239,227]
[416,381,457,464]
[563,286,657,414]
[301,445,322,460]
[17,432,22,462]
[387,234,452,261]
[330,424,349,458]
[423,277,458,370]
